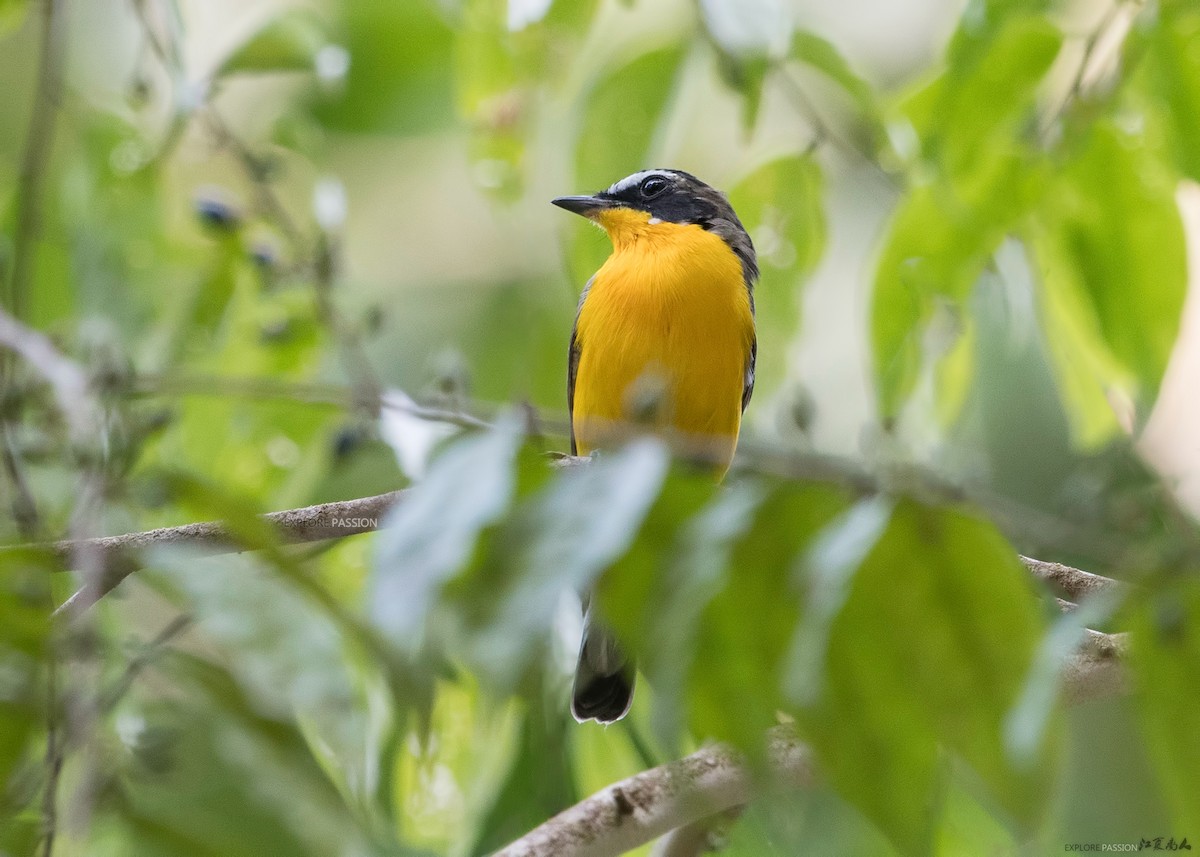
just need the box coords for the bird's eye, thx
[640,176,668,198]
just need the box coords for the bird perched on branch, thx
[552,169,758,724]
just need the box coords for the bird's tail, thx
[571,607,635,724]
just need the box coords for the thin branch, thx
[204,109,306,252]
[6,467,1131,618]
[128,372,492,430]
[43,490,405,615]
[8,0,68,320]
[1020,555,1126,604]
[100,614,193,710]
[492,730,815,857]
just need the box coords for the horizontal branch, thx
[493,730,814,857]
[1020,555,1126,604]
[31,490,405,570]
[23,491,405,615]
[12,482,1128,623]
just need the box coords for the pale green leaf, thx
[728,154,825,395]
[469,439,671,688]
[1129,580,1200,830]
[370,418,523,646]
[217,11,328,77]
[1036,121,1187,407]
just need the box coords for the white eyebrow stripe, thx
[606,170,668,195]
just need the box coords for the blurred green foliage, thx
[1,0,1199,855]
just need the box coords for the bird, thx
[552,169,758,724]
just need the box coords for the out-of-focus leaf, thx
[0,0,27,37]
[698,0,791,59]
[965,257,1075,502]
[569,44,686,284]
[0,548,52,852]
[1035,121,1187,411]
[464,439,670,689]
[216,10,327,77]
[724,789,900,856]
[797,501,1049,852]
[456,0,599,198]
[902,14,1060,179]
[596,465,724,748]
[941,0,1052,85]
[370,418,523,647]
[688,481,851,753]
[728,154,825,394]
[699,0,791,127]
[871,163,1041,419]
[468,698,577,856]
[783,496,894,705]
[790,30,883,147]
[149,550,369,787]
[714,51,771,130]
[873,14,1061,417]
[574,45,686,193]
[1129,580,1200,830]
[1146,2,1200,182]
[309,0,455,134]
[100,653,367,857]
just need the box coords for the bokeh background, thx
[3,0,1200,854]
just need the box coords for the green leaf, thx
[150,550,368,778]
[688,482,851,753]
[101,653,366,857]
[0,548,52,847]
[870,171,1018,419]
[783,496,894,705]
[1146,2,1200,182]
[1129,580,1200,830]
[797,501,1049,853]
[570,43,686,284]
[0,0,28,39]
[594,466,724,747]
[468,698,577,856]
[309,0,455,134]
[1036,121,1187,408]
[872,12,1061,418]
[904,14,1061,179]
[712,50,771,129]
[455,0,600,198]
[728,154,825,396]
[216,10,328,77]
[466,439,671,689]
[574,45,686,192]
[790,30,883,147]
[370,418,524,647]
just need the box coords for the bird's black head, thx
[552,169,758,284]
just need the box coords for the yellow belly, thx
[572,219,754,471]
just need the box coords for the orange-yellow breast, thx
[572,208,754,471]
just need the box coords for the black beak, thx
[551,195,615,217]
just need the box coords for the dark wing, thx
[742,335,756,413]
[567,277,594,455]
[741,278,757,413]
[567,325,581,454]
